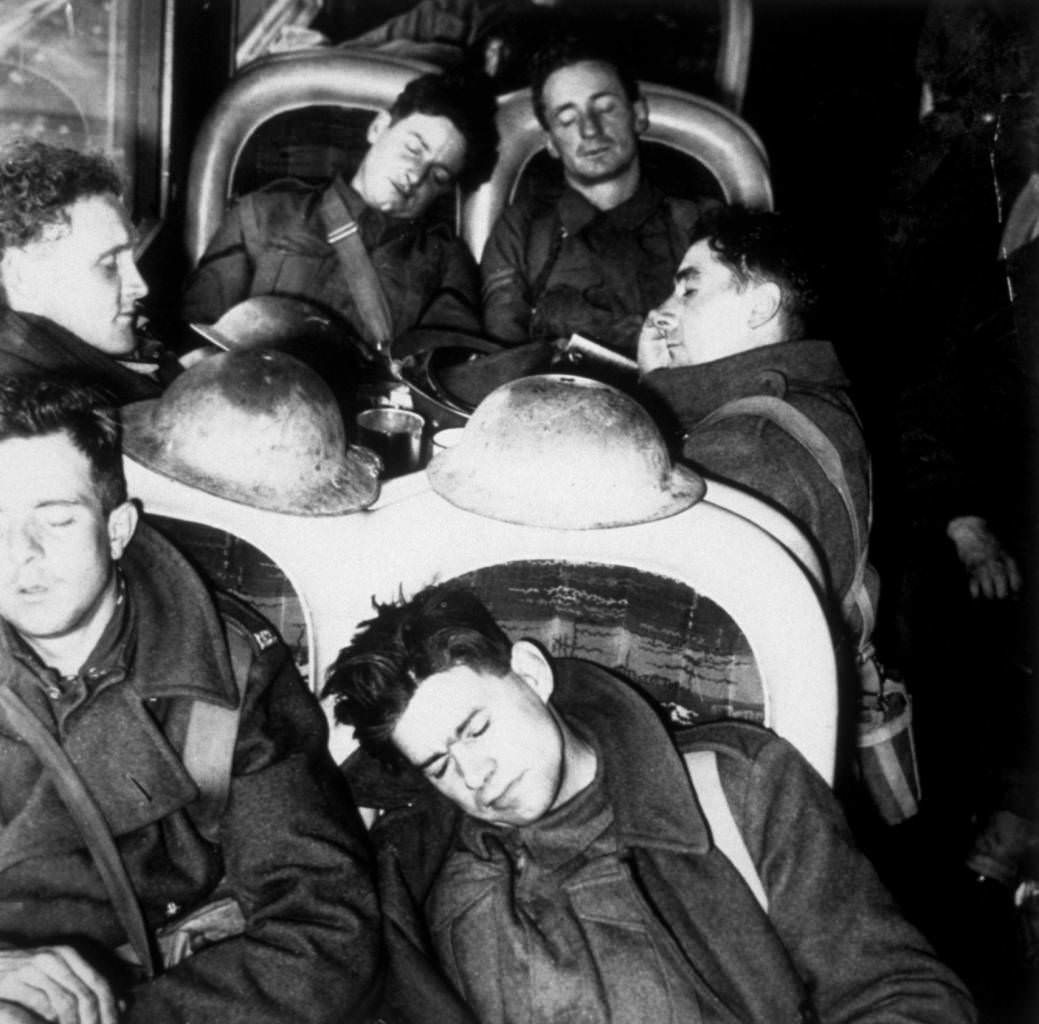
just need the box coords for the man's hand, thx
[946,515,1023,600]
[0,948,117,1024]
[636,312,674,377]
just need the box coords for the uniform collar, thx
[458,747,614,869]
[117,523,238,706]
[557,177,664,236]
[0,307,162,402]
[1,571,132,714]
[328,173,424,248]
[0,523,237,712]
[642,339,848,426]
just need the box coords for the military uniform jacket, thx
[182,174,484,350]
[642,339,876,639]
[347,659,975,1023]
[480,179,710,356]
[0,525,380,1023]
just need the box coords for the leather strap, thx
[0,686,156,977]
[319,184,394,354]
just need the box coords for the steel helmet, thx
[123,349,380,515]
[190,295,343,352]
[428,374,705,528]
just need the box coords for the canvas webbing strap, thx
[684,748,768,913]
[319,185,394,353]
[699,394,875,638]
[0,686,157,977]
[181,624,252,843]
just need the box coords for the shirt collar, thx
[557,177,662,236]
[330,174,421,247]
[641,339,848,426]
[458,740,614,871]
[1,570,132,708]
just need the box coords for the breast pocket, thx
[566,861,682,1024]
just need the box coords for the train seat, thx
[124,459,837,783]
[184,49,437,268]
[448,559,763,728]
[462,81,773,261]
[185,48,772,270]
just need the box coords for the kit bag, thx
[700,395,921,823]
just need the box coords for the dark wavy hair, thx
[530,35,640,129]
[690,206,821,339]
[0,375,126,513]
[0,137,123,253]
[322,585,512,765]
[389,69,500,190]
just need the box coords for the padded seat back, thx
[185,49,435,266]
[454,559,763,727]
[462,82,773,260]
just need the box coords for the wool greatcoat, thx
[182,175,484,354]
[345,659,975,1024]
[0,524,381,1023]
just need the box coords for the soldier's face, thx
[541,61,646,187]
[353,111,467,220]
[392,647,571,828]
[2,194,147,356]
[640,240,761,369]
[0,432,134,650]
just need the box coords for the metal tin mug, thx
[355,408,426,479]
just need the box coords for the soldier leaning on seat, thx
[182,68,499,369]
[480,35,717,362]
[324,583,976,1024]
[0,375,380,1024]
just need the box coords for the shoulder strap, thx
[181,623,253,844]
[0,686,157,976]
[319,184,395,354]
[527,209,566,307]
[684,748,769,913]
[700,394,875,635]
[663,195,707,241]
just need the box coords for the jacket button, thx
[165,901,180,918]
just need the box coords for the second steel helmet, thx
[122,349,379,515]
[428,374,705,529]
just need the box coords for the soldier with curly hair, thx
[0,138,163,403]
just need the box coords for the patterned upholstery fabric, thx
[147,518,765,726]
[146,516,311,668]
[453,561,764,727]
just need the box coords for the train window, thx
[0,0,167,220]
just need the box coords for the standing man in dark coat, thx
[182,69,499,364]
[0,139,166,403]
[480,36,714,360]
[0,376,380,1023]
